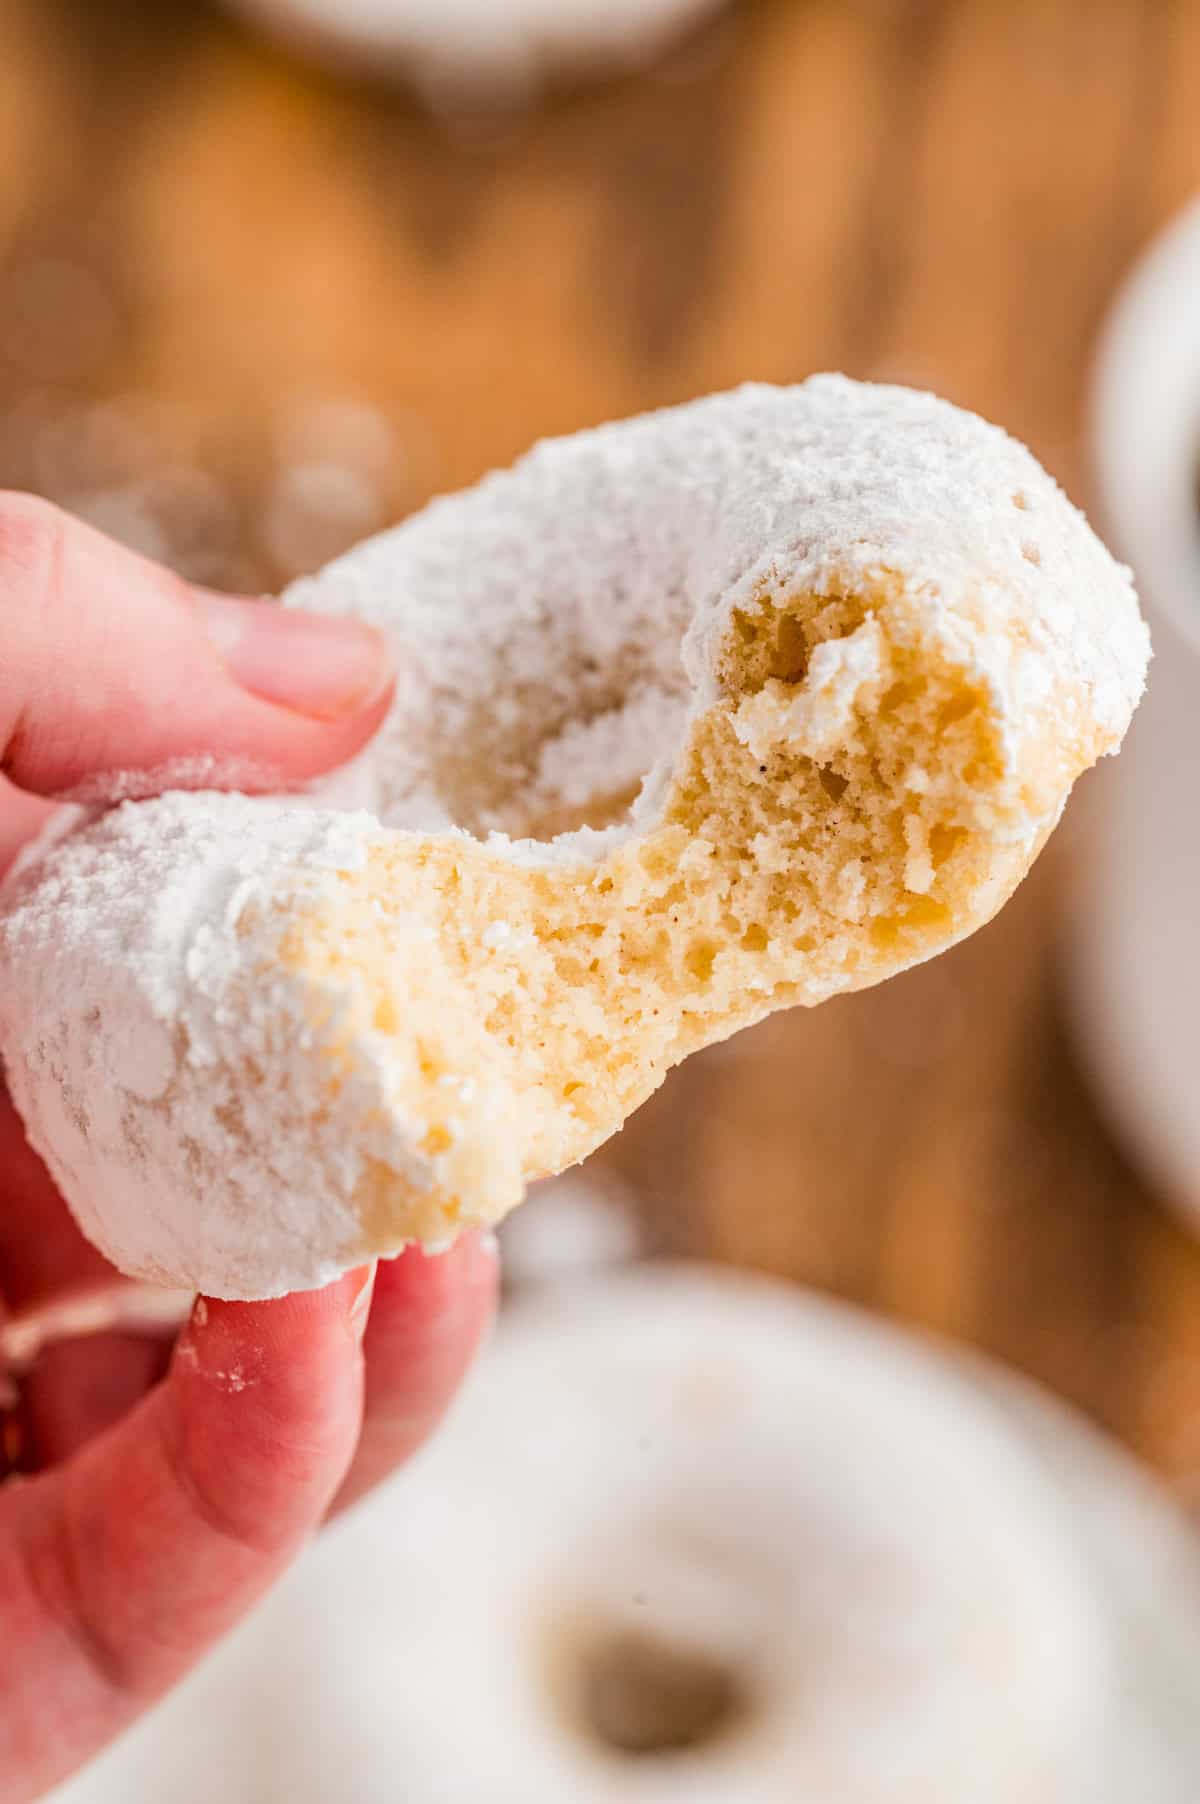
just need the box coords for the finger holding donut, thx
[0,1273,369,1802]
[0,494,498,1802]
[0,491,395,820]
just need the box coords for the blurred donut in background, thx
[219,0,730,105]
[54,1268,1200,1803]
[1073,198,1200,1235]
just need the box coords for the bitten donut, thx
[56,1271,1200,1803]
[0,379,1148,1298]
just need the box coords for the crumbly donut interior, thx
[281,581,1026,1243]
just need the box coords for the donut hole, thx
[416,661,690,844]
[575,1628,749,1759]
[522,780,643,841]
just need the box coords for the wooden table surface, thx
[2,0,1199,1490]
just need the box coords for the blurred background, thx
[2,0,1200,1500]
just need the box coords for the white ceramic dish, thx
[221,0,726,103]
[1072,197,1200,1226]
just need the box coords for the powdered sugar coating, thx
[287,377,1147,837]
[0,380,1149,1298]
[0,796,399,1294]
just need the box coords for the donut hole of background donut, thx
[570,1625,750,1759]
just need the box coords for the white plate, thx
[221,0,726,101]
[1071,197,1200,1227]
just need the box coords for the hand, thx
[0,495,498,1803]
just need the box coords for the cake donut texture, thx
[54,1272,1200,1803]
[0,380,1148,1298]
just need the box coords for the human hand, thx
[0,495,498,1803]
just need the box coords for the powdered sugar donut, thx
[0,379,1148,1298]
[54,1270,1200,1803]
[222,0,725,100]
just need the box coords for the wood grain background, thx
[2,0,1199,1493]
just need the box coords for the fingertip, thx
[348,1263,378,1347]
[0,494,397,799]
[168,1273,370,1541]
[177,1268,370,1402]
[194,592,395,724]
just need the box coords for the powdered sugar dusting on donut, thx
[286,377,1146,835]
[0,794,398,1296]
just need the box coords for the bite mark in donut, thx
[283,575,1069,1244]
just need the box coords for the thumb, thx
[0,492,393,802]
